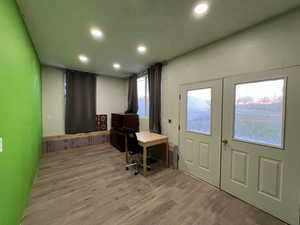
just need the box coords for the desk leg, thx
[143,146,147,176]
[166,142,169,168]
[125,135,128,163]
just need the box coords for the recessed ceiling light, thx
[137,45,147,54]
[113,63,121,70]
[78,55,89,63]
[194,2,209,16]
[90,28,103,39]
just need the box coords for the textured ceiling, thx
[17,0,300,77]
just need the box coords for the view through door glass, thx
[234,79,285,147]
[187,88,212,134]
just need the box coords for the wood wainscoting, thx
[43,131,110,154]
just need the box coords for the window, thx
[137,75,149,117]
[186,88,212,134]
[234,79,285,147]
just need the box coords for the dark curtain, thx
[125,74,138,113]
[148,63,162,134]
[65,70,96,134]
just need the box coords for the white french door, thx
[179,79,222,187]
[221,68,300,225]
[179,67,300,225]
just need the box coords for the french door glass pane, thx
[187,88,211,134]
[234,79,285,147]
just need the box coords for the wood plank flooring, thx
[23,146,287,225]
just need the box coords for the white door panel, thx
[179,79,222,187]
[221,68,300,225]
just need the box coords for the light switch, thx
[0,137,3,152]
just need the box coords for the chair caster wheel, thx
[125,167,129,171]
[134,171,139,175]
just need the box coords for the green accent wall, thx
[0,1,42,225]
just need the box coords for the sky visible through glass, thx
[137,76,146,97]
[235,79,284,103]
[137,76,149,117]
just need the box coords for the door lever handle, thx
[222,139,228,144]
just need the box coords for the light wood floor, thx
[23,146,287,225]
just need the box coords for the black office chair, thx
[125,129,143,175]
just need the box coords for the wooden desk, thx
[125,131,169,176]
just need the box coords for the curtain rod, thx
[137,61,168,77]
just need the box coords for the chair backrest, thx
[125,128,139,151]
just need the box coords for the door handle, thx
[222,139,228,144]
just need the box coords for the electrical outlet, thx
[0,137,3,152]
